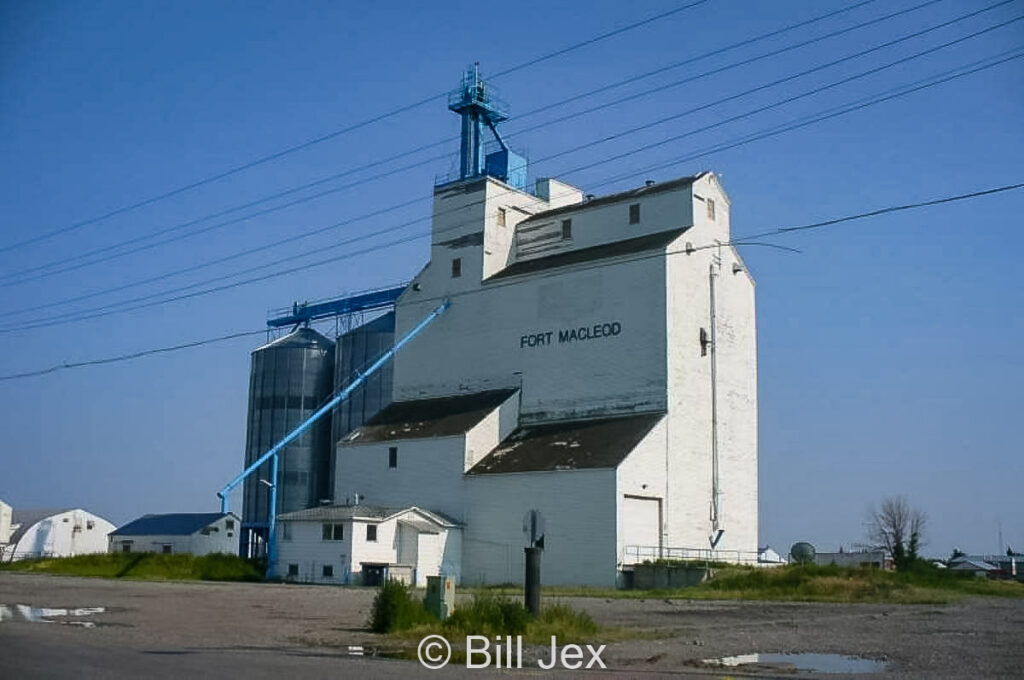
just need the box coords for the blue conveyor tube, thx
[217,300,450,575]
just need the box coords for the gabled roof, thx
[110,513,235,537]
[467,413,664,475]
[277,504,459,527]
[489,228,687,280]
[342,389,517,443]
[949,559,998,571]
[519,174,703,224]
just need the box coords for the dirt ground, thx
[1,572,1022,679]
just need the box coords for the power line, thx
[3,46,1019,333]
[0,329,268,382]
[2,47,1018,333]
[2,51,1018,339]
[0,1,710,255]
[0,0,925,286]
[4,8,1016,318]
[392,182,1024,313]
[744,183,1024,240]
[4,180,1020,383]
[606,47,1023,184]
[1,1,961,309]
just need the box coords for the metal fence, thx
[623,545,762,565]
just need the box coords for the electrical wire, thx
[3,44,1020,336]
[0,329,268,382]
[1,0,935,286]
[5,15,1019,321]
[3,180,1020,383]
[390,182,1024,313]
[3,47,1019,333]
[4,2,974,309]
[0,0,711,255]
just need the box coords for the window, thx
[497,207,506,227]
[86,520,95,530]
[225,519,235,530]
[707,198,716,221]
[287,564,299,577]
[121,542,132,553]
[322,523,343,541]
[561,219,572,239]
[161,545,172,554]
[281,522,292,541]
[322,564,334,578]
[388,446,398,469]
[366,525,378,542]
[629,203,640,224]
[451,258,462,278]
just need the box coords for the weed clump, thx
[443,592,532,637]
[369,579,435,633]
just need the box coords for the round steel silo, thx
[242,328,334,555]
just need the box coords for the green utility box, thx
[424,576,455,619]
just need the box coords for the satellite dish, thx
[790,541,816,564]
[523,509,545,550]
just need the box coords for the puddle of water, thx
[703,653,888,674]
[0,604,107,628]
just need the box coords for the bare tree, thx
[866,496,927,569]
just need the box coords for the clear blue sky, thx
[1,1,1021,557]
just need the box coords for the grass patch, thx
[469,563,1024,604]
[0,552,262,582]
[369,584,613,645]
[686,563,1024,603]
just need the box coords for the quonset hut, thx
[266,68,759,587]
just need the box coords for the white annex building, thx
[269,70,758,587]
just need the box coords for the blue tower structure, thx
[447,64,526,190]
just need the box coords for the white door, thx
[396,525,418,566]
[622,496,661,563]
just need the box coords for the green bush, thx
[369,579,435,633]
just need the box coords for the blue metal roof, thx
[111,513,233,537]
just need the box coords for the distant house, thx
[948,558,999,577]
[813,550,887,569]
[109,513,239,556]
[950,554,1021,580]
[0,506,115,561]
[275,504,461,586]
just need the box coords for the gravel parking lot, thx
[1,572,1022,679]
